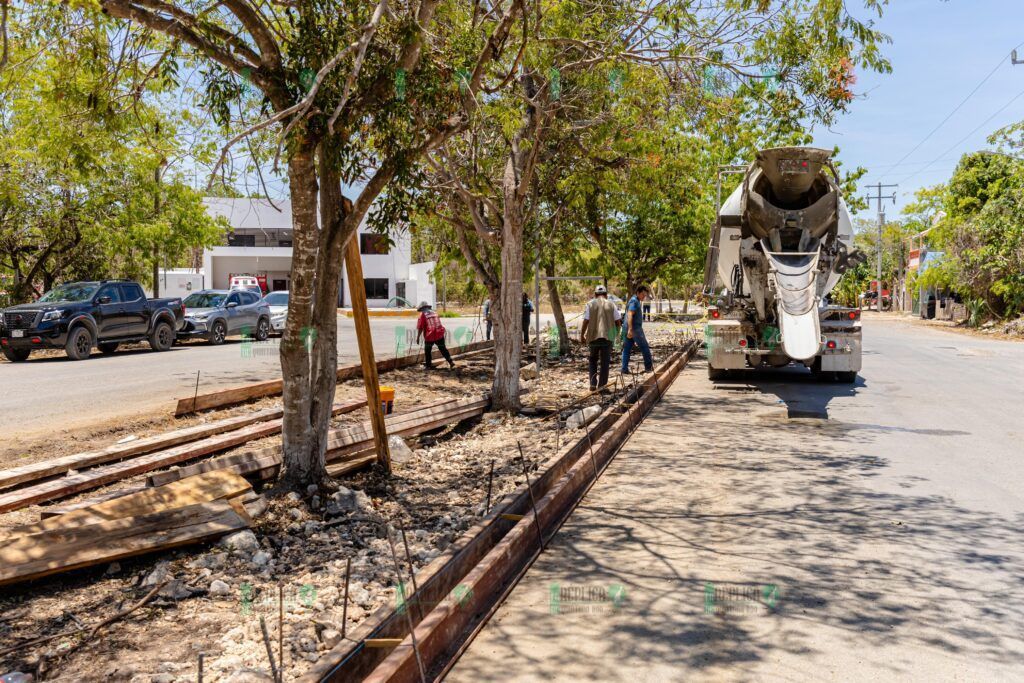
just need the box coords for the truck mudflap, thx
[704,320,747,370]
[819,329,862,372]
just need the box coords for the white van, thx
[229,276,262,294]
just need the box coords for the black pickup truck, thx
[0,280,185,361]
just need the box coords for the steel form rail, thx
[302,341,699,683]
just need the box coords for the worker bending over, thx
[416,302,456,370]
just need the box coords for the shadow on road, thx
[450,357,1024,681]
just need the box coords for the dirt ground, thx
[0,331,685,682]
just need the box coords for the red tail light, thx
[710,309,720,319]
[31,337,42,344]
[826,340,836,350]
[738,338,747,347]
[848,310,859,320]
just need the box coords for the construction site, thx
[1,325,700,681]
[4,1,1024,681]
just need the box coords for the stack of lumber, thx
[0,398,366,514]
[151,394,492,486]
[175,340,493,415]
[0,470,253,587]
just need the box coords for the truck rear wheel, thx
[149,321,174,352]
[3,347,31,362]
[65,327,93,360]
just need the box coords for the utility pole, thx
[865,183,898,311]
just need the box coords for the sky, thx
[811,0,1024,219]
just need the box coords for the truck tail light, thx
[826,340,836,350]
[738,338,747,347]
[710,309,720,319]
[848,310,859,320]
[31,337,42,344]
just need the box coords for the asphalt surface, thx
[450,314,1024,682]
[2,313,558,435]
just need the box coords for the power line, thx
[878,41,1024,182]
[896,86,1024,187]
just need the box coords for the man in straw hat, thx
[415,301,456,370]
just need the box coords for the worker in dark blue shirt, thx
[622,284,654,373]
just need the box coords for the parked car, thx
[229,275,264,295]
[0,280,184,361]
[179,289,270,344]
[261,290,288,334]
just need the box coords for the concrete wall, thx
[407,261,436,308]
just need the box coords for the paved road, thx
[451,315,1024,681]
[2,314,559,435]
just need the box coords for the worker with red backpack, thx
[415,301,456,370]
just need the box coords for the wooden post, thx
[344,236,392,472]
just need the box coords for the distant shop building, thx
[199,198,435,307]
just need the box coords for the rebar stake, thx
[341,557,351,640]
[277,584,284,681]
[191,370,201,413]
[198,653,204,683]
[516,441,546,551]
[400,525,423,622]
[385,527,428,683]
[485,459,495,514]
[259,616,280,683]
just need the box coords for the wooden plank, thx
[0,406,285,491]
[8,471,251,537]
[325,453,377,478]
[0,501,250,587]
[344,235,391,470]
[174,340,492,416]
[0,420,281,514]
[39,486,147,519]
[150,396,489,487]
[148,449,282,487]
[0,399,364,514]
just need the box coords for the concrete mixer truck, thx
[702,147,867,382]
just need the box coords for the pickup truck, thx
[0,280,184,361]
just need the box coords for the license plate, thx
[12,329,24,338]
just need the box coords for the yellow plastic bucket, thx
[379,385,395,415]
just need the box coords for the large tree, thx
[87,0,524,486]
[0,10,222,305]
[422,0,891,411]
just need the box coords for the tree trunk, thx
[545,260,569,355]
[279,141,325,487]
[491,156,524,412]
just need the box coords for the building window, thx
[360,233,390,255]
[278,240,293,247]
[228,233,256,247]
[364,278,389,299]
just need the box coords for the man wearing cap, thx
[579,285,621,391]
[415,302,456,370]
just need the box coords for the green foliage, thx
[0,6,225,304]
[910,150,1024,318]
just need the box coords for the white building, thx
[200,198,436,308]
